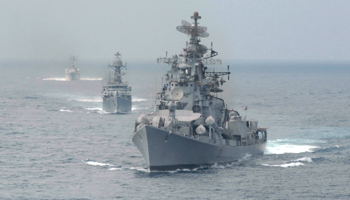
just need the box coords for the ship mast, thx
[157,12,230,91]
[70,56,77,70]
[109,52,126,84]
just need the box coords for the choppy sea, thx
[1,60,350,199]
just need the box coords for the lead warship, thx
[101,52,132,113]
[132,12,267,171]
[65,56,80,81]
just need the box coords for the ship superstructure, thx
[65,56,80,81]
[132,12,267,171]
[102,52,132,113]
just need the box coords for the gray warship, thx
[65,56,80,81]
[132,12,268,171]
[101,52,132,113]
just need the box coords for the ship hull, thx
[103,95,132,114]
[132,125,266,171]
[65,72,80,81]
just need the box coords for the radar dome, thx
[196,125,206,134]
[113,58,122,66]
[205,116,215,125]
[137,114,148,123]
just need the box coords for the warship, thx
[101,52,132,113]
[65,56,80,81]
[132,12,268,171]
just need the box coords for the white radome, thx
[196,124,206,134]
[137,114,148,123]
[205,116,215,125]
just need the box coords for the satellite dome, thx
[113,58,122,66]
[196,124,206,134]
[113,51,122,66]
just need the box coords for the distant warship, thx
[65,56,80,81]
[102,52,132,113]
[132,12,267,171]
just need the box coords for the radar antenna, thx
[70,56,77,69]
[227,65,230,80]
[176,12,209,38]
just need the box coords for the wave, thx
[132,106,149,111]
[261,157,313,168]
[69,98,102,103]
[59,109,73,112]
[261,162,304,168]
[265,144,318,154]
[84,107,114,115]
[265,139,319,154]
[84,160,149,172]
[294,157,313,163]
[84,107,103,111]
[84,160,113,167]
[97,110,113,115]
[80,78,103,81]
[108,168,123,171]
[85,155,251,173]
[43,78,67,81]
[128,167,150,172]
[132,98,148,102]
[313,145,343,153]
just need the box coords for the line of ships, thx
[64,12,268,171]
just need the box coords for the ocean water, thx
[1,60,350,199]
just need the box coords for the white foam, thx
[294,157,313,163]
[80,78,103,81]
[69,98,102,103]
[169,168,196,173]
[108,167,123,171]
[265,139,318,155]
[128,167,150,172]
[85,107,103,111]
[262,162,304,168]
[132,98,147,102]
[132,106,145,111]
[266,144,318,154]
[59,109,73,112]
[43,78,67,81]
[239,153,252,161]
[85,161,113,167]
[97,110,113,114]
[211,163,226,169]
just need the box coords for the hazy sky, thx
[1,0,349,61]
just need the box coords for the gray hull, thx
[132,125,266,171]
[103,95,131,113]
[65,73,80,81]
